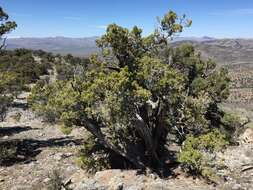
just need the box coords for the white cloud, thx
[210,8,253,16]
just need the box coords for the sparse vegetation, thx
[178,130,228,181]
[60,125,72,135]
[77,134,112,173]
[47,170,64,190]
[12,112,22,122]
[0,142,17,164]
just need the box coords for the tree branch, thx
[0,37,7,50]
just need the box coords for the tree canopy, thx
[0,7,17,49]
[29,11,231,175]
[0,7,17,120]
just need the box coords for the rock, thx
[54,153,64,161]
[240,128,253,144]
[125,186,143,190]
[67,170,88,189]
[10,185,32,190]
[148,173,158,180]
[68,142,76,147]
[232,183,242,190]
[63,152,73,158]
[2,135,8,139]
[63,178,72,187]
[53,152,74,161]
[74,180,107,190]
[43,177,50,183]
[113,183,124,190]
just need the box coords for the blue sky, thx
[1,0,253,38]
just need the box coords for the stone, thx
[240,128,253,144]
[74,180,107,190]
[43,177,50,183]
[113,183,124,190]
[232,183,242,190]
[2,135,8,139]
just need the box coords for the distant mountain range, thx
[6,36,99,57]
[6,36,217,57]
[6,36,253,66]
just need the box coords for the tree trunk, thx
[82,118,147,169]
[135,113,162,168]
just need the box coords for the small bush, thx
[47,169,72,190]
[47,170,64,190]
[221,112,249,143]
[60,125,72,135]
[178,130,228,182]
[0,142,17,164]
[12,112,22,122]
[0,96,13,121]
[77,135,111,174]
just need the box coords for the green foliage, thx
[0,96,12,121]
[0,48,53,121]
[77,134,111,174]
[47,170,65,190]
[0,7,17,48]
[0,141,17,164]
[158,11,192,40]
[55,63,74,81]
[12,112,22,122]
[28,81,62,122]
[0,49,51,85]
[221,112,249,142]
[178,130,228,181]
[60,125,72,135]
[55,55,89,81]
[29,10,232,174]
[0,7,17,120]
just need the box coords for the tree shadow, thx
[0,136,83,166]
[0,126,39,137]
[12,101,28,110]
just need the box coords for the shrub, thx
[60,125,72,135]
[0,141,17,164]
[77,134,111,174]
[178,130,228,181]
[47,170,64,190]
[12,112,22,122]
[221,112,250,143]
[0,96,13,121]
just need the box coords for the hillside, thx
[7,37,253,65]
[6,37,99,57]
[6,37,253,109]
[181,39,253,109]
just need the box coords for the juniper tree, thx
[29,11,230,173]
[0,7,16,121]
[0,7,17,49]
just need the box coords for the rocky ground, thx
[0,93,253,190]
[0,94,85,190]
